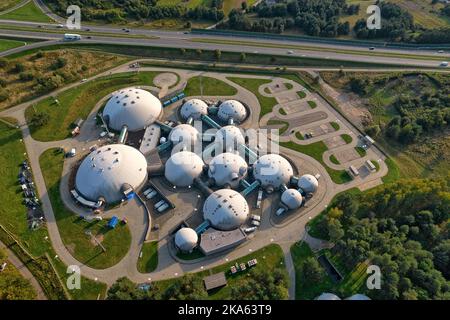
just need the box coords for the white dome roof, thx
[346,294,371,300]
[218,100,247,123]
[103,87,162,132]
[208,153,248,188]
[175,228,198,252]
[165,151,204,187]
[281,189,303,210]
[298,174,319,193]
[315,293,341,300]
[168,124,200,147]
[215,125,245,151]
[75,144,147,202]
[180,99,208,120]
[253,154,293,190]
[203,189,249,231]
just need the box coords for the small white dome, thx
[203,189,249,231]
[165,151,204,187]
[75,144,147,203]
[168,124,200,147]
[180,99,208,120]
[315,293,341,300]
[281,189,303,210]
[215,125,245,151]
[253,154,293,190]
[218,100,247,123]
[103,87,162,132]
[346,294,371,300]
[175,228,198,252]
[208,153,248,188]
[298,174,319,193]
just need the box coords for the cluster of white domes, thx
[215,125,245,150]
[168,124,200,147]
[218,100,247,123]
[208,153,248,188]
[180,99,208,120]
[253,154,293,190]
[298,174,319,194]
[164,151,204,187]
[103,87,162,131]
[203,189,249,231]
[75,144,147,203]
[174,227,198,252]
[281,189,303,210]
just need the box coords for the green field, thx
[267,119,289,135]
[25,71,162,141]
[0,0,23,12]
[39,149,131,269]
[307,100,317,109]
[329,154,340,165]
[0,0,53,23]
[340,134,352,144]
[137,241,158,273]
[227,77,276,118]
[0,38,24,52]
[184,75,237,96]
[281,140,352,184]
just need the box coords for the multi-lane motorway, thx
[1,18,449,68]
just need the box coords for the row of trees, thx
[316,179,450,299]
[107,267,288,300]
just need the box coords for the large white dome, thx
[168,124,200,147]
[218,100,247,123]
[175,228,198,252]
[298,174,319,193]
[253,154,293,190]
[165,151,204,187]
[208,152,248,188]
[281,189,303,210]
[215,125,245,151]
[203,189,249,231]
[75,144,147,203]
[180,99,208,120]
[103,87,162,131]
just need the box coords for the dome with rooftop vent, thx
[165,151,204,187]
[175,227,198,252]
[298,174,319,194]
[281,189,303,210]
[180,99,208,120]
[103,87,162,132]
[203,189,249,231]
[215,125,245,151]
[253,154,293,190]
[208,152,248,188]
[218,100,247,123]
[168,124,200,147]
[75,144,147,203]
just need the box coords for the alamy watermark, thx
[66,5,81,30]
[366,265,381,290]
[366,4,382,30]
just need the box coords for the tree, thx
[230,268,288,300]
[30,111,50,128]
[163,274,208,299]
[327,218,344,242]
[214,49,221,61]
[301,257,324,284]
[365,125,381,137]
[241,1,247,11]
[240,52,246,62]
[107,277,160,300]
[13,63,24,73]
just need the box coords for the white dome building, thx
[218,100,247,123]
[180,99,208,120]
[253,154,293,190]
[203,189,249,231]
[281,189,303,210]
[298,174,319,194]
[208,153,248,188]
[168,124,200,147]
[165,151,204,187]
[346,294,371,300]
[315,293,341,300]
[103,87,162,132]
[215,125,245,150]
[75,144,147,203]
[175,227,198,252]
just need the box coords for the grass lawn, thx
[371,160,380,172]
[267,119,289,135]
[39,148,132,269]
[279,107,287,115]
[295,131,304,140]
[329,154,340,165]
[307,100,317,109]
[0,38,24,52]
[184,76,237,96]
[340,134,353,144]
[137,241,158,273]
[0,0,22,12]
[227,77,276,119]
[25,71,162,142]
[0,249,36,300]
[355,146,367,157]
[330,121,340,131]
[0,0,53,23]
[284,82,293,90]
[382,157,401,184]
[296,91,306,99]
[280,140,352,184]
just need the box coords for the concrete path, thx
[0,240,47,300]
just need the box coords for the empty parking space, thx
[334,148,361,164]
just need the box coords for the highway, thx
[1,18,450,68]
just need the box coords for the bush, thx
[0,89,9,102]
[51,58,67,70]
[13,63,24,73]
[0,58,8,68]
[30,111,50,127]
[19,72,34,81]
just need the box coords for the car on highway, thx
[369,47,375,50]
[440,61,448,67]
[287,50,294,54]
[438,50,444,54]
[57,24,64,28]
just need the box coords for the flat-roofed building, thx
[199,228,247,256]
[203,272,227,291]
